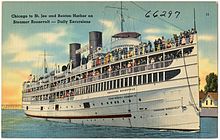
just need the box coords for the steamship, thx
[22,4,200,131]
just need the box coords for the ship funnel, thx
[89,31,102,55]
[69,43,81,69]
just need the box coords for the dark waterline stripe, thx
[25,113,132,119]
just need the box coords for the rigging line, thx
[157,17,185,31]
[182,50,200,112]
[130,1,185,31]
[123,13,156,26]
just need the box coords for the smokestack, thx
[69,43,81,69]
[89,31,102,55]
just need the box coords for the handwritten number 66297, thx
[145,10,180,18]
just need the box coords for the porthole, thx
[110,102,112,104]
[128,109,131,112]
[71,106,73,108]
[123,100,125,103]
[140,116,143,118]
[107,102,109,104]
[117,101,119,104]
[101,103,103,105]
[139,98,141,101]
[165,113,168,115]
[129,99,131,102]
[93,104,95,106]
[134,116,136,119]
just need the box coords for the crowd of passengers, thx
[93,28,196,66]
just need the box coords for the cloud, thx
[198,34,216,41]
[3,27,67,63]
[3,33,28,54]
[144,28,160,34]
[35,27,66,44]
[99,19,119,48]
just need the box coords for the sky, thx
[2,1,218,105]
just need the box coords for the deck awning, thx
[112,32,141,38]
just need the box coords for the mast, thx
[193,8,196,31]
[120,1,124,32]
[44,49,48,74]
[105,1,127,32]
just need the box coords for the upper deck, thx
[22,29,197,96]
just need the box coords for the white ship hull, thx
[23,44,200,130]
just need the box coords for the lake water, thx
[1,110,218,138]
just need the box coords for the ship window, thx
[129,77,132,86]
[121,79,124,88]
[159,72,163,82]
[104,82,106,91]
[106,81,109,90]
[113,80,116,89]
[95,84,97,92]
[153,73,157,82]
[148,74,152,83]
[133,76,136,86]
[55,105,59,111]
[26,106,28,110]
[125,78,128,87]
[107,102,109,104]
[110,81,112,89]
[83,102,90,108]
[114,101,117,104]
[40,106,43,111]
[101,102,103,105]
[123,100,125,103]
[165,69,180,81]
[93,84,95,92]
[183,47,194,56]
[129,99,131,102]
[138,75,142,85]
[117,79,120,88]
[143,74,147,84]
[101,82,103,91]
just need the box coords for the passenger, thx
[162,36,166,49]
[158,38,162,51]
[170,38,175,47]
[190,33,194,43]
[178,33,182,46]
[143,43,148,54]
[154,39,158,51]
[181,35,186,45]
[127,62,132,73]
[135,46,138,55]
[148,41,152,52]
[133,60,136,67]
[186,30,190,44]
[140,46,143,55]
[173,34,178,47]
[166,39,171,48]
